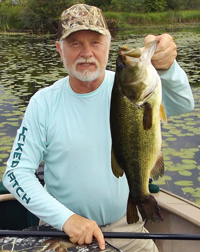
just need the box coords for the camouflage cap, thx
[59,4,110,41]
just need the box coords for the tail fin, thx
[127,194,163,224]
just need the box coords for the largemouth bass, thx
[110,40,167,224]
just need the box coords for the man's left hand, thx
[144,33,177,70]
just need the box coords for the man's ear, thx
[55,41,63,61]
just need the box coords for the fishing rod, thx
[0,230,200,240]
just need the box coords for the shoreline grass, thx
[1,8,200,34]
[104,10,200,30]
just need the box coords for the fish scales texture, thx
[110,40,166,224]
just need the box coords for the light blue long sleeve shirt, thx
[3,61,194,231]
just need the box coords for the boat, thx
[0,183,39,230]
[1,182,200,251]
[145,188,200,252]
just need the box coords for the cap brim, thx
[60,25,110,41]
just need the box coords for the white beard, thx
[63,56,108,82]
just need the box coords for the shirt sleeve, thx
[2,95,75,231]
[158,60,194,117]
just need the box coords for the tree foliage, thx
[85,0,200,12]
[1,0,200,33]
[0,0,24,30]
[86,0,111,10]
[166,0,200,11]
[143,0,167,13]
[21,0,81,33]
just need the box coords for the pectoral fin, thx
[143,102,153,130]
[111,149,124,178]
[150,151,164,181]
[160,103,167,124]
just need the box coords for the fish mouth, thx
[119,40,158,58]
[117,40,158,71]
[119,46,142,58]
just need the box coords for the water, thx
[0,31,200,205]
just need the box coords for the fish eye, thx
[119,63,126,70]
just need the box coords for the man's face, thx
[56,30,111,82]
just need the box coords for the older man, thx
[3,3,194,252]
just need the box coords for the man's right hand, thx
[63,214,105,250]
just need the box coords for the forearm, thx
[158,60,194,117]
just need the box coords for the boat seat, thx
[0,180,9,194]
[0,181,39,230]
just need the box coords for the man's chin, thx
[71,70,104,82]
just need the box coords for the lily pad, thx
[178,170,192,176]
[165,137,177,141]
[0,153,9,159]
[152,175,172,185]
[174,181,194,186]
[182,187,195,193]
[182,159,197,164]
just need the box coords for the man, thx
[3,3,194,252]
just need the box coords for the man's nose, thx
[80,45,93,58]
